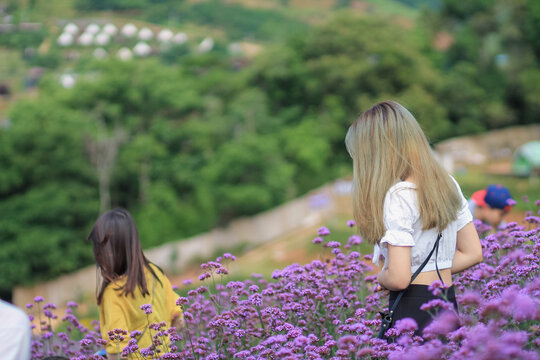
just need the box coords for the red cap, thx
[472,187,513,212]
[471,189,487,207]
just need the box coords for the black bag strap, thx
[435,234,444,284]
[385,232,443,318]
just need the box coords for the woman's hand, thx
[376,245,412,291]
[375,269,390,296]
[374,283,390,297]
[452,222,483,274]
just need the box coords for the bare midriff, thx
[411,268,452,286]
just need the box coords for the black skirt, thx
[388,284,458,337]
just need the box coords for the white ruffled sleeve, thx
[451,177,473,231]
[380,187,417,248]
[373,243,382,266]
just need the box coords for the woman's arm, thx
[377,245,412,291]
[451,222,483,274]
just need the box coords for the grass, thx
[0,48,36,121]
[168,213,374,299]
[169,166,540,297]
[0,49,27,92]
[47,166,539,318]
[363,0,419,19]
[16,0,76,24]
[305,214,373,256]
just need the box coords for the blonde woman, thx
[345,100,483,337]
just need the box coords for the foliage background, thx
[0,0,539,299]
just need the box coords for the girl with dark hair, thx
[89,208,182,358]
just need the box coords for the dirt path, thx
[168,224,322,289]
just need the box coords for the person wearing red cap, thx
[468,184,514,228]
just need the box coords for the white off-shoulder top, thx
[372,177,473,273]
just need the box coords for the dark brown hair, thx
[88,208,160,304]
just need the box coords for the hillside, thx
[2,0,540,301]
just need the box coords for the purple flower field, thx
[27,213,540,359]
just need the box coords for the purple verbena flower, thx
[394,318,418,334]
[507,198,517,206]
[140,303,152,314]
[199,273,211,281]
[326,241,341,248]
[318,226,331,236]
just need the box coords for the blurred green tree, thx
[0,98,98,299]
[7,4,535,297]
[202,134,295,222]
[423,0,540,131]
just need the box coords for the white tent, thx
[57,32,74,46]
[77,32,93,46]
[139,27,154,41]
[60,74,75,89]
[64,23,79,35]
[93,48,107,59]
[173,32,188,45]
[103,23,118,36]
[121,23,138,38]
[117,47,133,61]
[85,23,100,35]
[157,29,173,42]
[95,33,110,46]
[198,37,214,53]
[134,42,151,56]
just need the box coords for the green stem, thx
[256,306,266,332]
[186,328,198,360]
[46,314,53,355]
[145,315,158,359]
[216,328,224,357]
[36,303,50,355]
[161,332,170,354]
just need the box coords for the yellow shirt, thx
[99,264,182,355]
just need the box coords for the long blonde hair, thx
[345,100,461,245]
